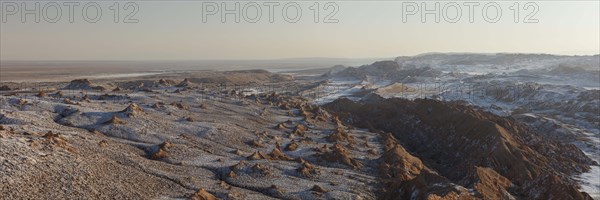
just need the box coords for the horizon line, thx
[1,52,599,62]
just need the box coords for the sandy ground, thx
[0,73,383,199]
[0,59,381,82]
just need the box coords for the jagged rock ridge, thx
[324,95,596,199]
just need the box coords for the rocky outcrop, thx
[296,159,319,177]
[158,79,176,86]
[104,115,126,125]
[63,79,105,90]
[317,143,362,169]
[470,167,514,200]
[121,103,144,117]
[327,60,442,82]
[177,78,194,88]
[325,126,354,144]
[189,188,218,200]
[171,102,189,110]
[149,141,173,160]
[36,91,47,97]
[324,96,596,199]
[284,141,298,151]
[379,134,426,181]
[377,132,475,199]
[245,148,293,161]
[266,148,293,161]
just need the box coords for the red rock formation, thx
[104,115,126,125]
[150,141,173,160]
[246,151,269,160]
[189,188,218,200]
[284,140,299,151]
[317,143,362,169]
[121,103,144,117]
[470,167,514,200]
[296,159,319,177]
[324,97,595,199]
[325,126,354,144]
[267,148,293,161]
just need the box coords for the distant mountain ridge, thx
[324,53,599,81]
[396,53,600,71]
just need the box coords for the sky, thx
[0,0,599,60]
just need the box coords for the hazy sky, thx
[1,1,598,60]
